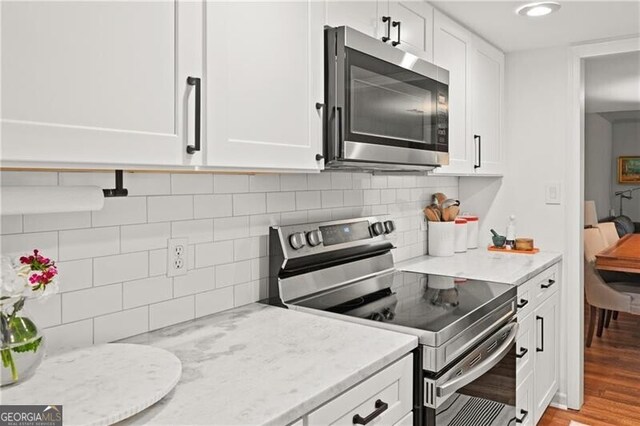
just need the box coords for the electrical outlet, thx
[421,217,428,232]
[168,238,188,277]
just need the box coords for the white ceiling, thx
[431,1,640,52]
[585,51,640,114]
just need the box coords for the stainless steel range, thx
[268,217,522,426]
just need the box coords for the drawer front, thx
[516,312,534,382]
[516,278,534,320]
[308,354,413,426]
[532,264,560,305]
[516,371,534,426]
[394,411,414,426]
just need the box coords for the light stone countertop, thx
[119,303,417,426]
[397,249,562,286]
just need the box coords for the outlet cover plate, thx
[167,238,188,277]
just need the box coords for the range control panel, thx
[276,217,396,254]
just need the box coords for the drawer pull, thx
[516,347,528,359]
[516,409,529,423]
[353,399,388,425]
[541,279,555,289]
[517,299,529,309]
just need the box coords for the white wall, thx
[612,120,640,220]
[0,170,457,355]
[584,113,613,219]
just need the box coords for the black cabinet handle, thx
[315,154,324,161]
[517,299,529,309]
[474,134,481,169]
[186,76,201,154]
[353,399,389,425]
[381,16,391,42]
[515,409,529,424]
[541,279,556,289]
[392,21,401,46]
[536,315,544,352]
[516,347,528,359]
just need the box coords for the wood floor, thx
[539,310,640,426]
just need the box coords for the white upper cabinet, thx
[325,1,380,38]
[387,1,434,61]
[432,10,472,175]
[205,1,324,172]
[1,1,203,168]
[471,36,505,175]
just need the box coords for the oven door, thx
[423,321,521,426]
[324,26,449,171]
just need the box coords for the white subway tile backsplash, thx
[62,284,122,323]
[123,276,173,309]
[1,231,58,259]
[94,307,149,344]
[0,170,458,351]
[59,227,119,260]
[26,295,61,328]
[24,211,91,233]
[266,192,296,213]
[171,219,214,244]
[295,191,321,210]
[195,287,234,318]
[174,267,215,297]
[125,173,171,196]
[280,174,308,191]
[149,249,168,276]
[214,216,249,241]
[0,171,57,186]
[93,252,148,286]
[321,190,344,208]
[149,296,194,330]
[171,174,214,194]
[215,260,252,288]
[249,175,280,192]
[56,259,93,293]
[121,223,170,253]
[195,241,234,268]
[148,195,193,223]
[1,215,23,235]
[214,175,249,194]
[43,320,93,355]
[233,193,266,216]
[91,197,146,227]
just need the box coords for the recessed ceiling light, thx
[516,1,561,17]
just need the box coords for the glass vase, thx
[1,303,46,387]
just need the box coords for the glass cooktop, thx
[294,270,516,346]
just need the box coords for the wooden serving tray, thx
[488,246,540,254]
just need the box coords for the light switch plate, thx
[545,182,561,205]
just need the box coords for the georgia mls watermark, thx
[0,405,62,426]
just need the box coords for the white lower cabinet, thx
[306,354,413,425]
[515,263,560,425]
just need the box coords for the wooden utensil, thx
[433,193,447,206]
[424,205,441,222]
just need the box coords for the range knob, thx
[289,232,307,250]
[306,229,323,247]
[371,221,385,236]
[384,220,396,234]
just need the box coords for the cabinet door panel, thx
[1,1,202,167]
[388,1,433,61]
[472,37,504,175]
[326,1,380,38]
[516,372,534,426]
[432,11,471,174]
[534,290,559,423]
[206,1,323,171]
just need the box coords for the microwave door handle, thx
[436,322,518,398]
[336,105,344,145]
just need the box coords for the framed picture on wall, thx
[618,156,640,184]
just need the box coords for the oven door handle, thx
[436,322,519,398]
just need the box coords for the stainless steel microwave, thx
[323,26,449,172]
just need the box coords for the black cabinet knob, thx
[315,154,324,161]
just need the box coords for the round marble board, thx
[2,343,182,426]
